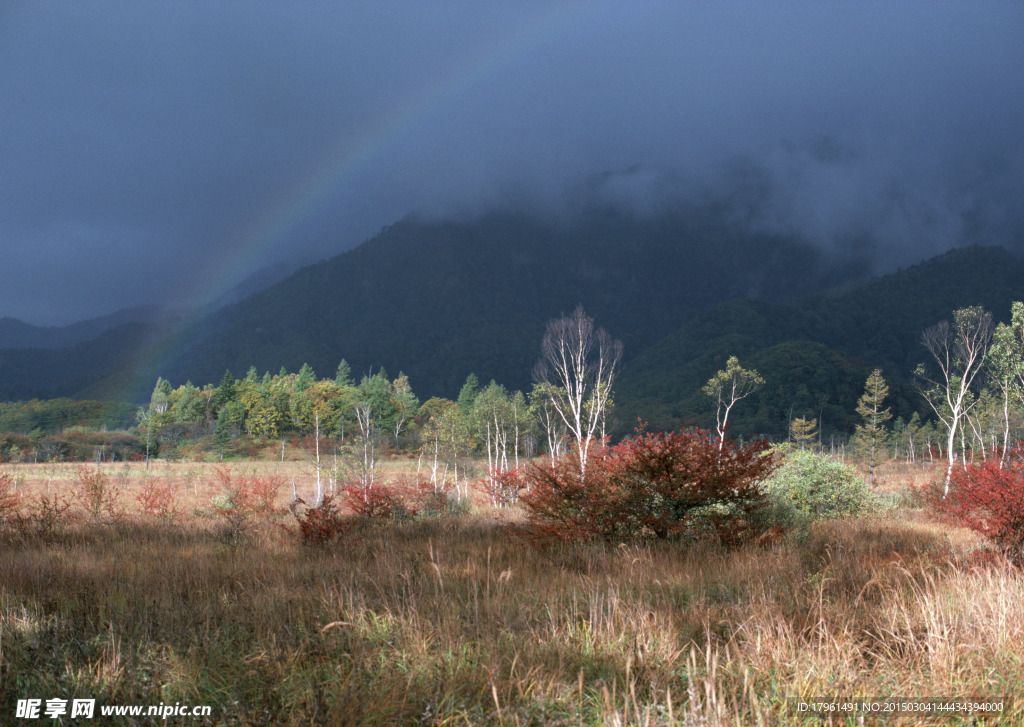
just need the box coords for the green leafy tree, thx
[509,389,532,465]
[329,378,358,442]
[903,412,923,463]
[702,356,764,450]
[170,381,212,425]
[473,382,517,503]
[853,368,892,485]
[136,406,155,469]
[296,378,341,503]
[389,372,420,446]
[349,372,394,500]
[150,377,172,414]
[419,398,472,498]
[248,402,282,439]
[530,381,567,467]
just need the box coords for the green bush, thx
[764,448,870,533]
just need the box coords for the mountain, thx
[615,246,1024,440]
[152,208,868,400]
[195,259,313,314]
[0,260,305,354]
[1,206,1021,445]
[0,305,162,351]
[0,321,168,401]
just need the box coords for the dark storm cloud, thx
[2,2,1022,324]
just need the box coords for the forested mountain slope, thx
[154,208,864,399]
[615,246,1024,440]
[2,208,1019,439]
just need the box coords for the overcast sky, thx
[2,2,1023,325]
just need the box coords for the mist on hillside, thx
[1,3,1022,325]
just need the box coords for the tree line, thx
[7,302,1024,485]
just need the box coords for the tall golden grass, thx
[0,460,1020,725]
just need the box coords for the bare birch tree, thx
[988,301,1024,467]
[914,306,993,496]
[533,306,623,476]
[349,373,391,503]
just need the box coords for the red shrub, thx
[519,426,779,545]
[517,456,618,542]
[135,477,179,520]
[245,473,285,515]
[211,467,283,515]
[210,467,265,542]
[475,468,523,509]
[417,485,451,514]
[0,472,21,526]
[75,466,125,523]
[928,454,1024,558]
[11,492,74,540]
[290,495,352,546]
[342,480,419,520]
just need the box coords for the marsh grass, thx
[0,461,1021,725]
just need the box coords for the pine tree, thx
[790,417,818,450]
[854,368,892,485]
[296,363,315,393]
[210,369,236,416]
[457,373,480,417]
[335,359,353,388]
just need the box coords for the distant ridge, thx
[0,305,162,351]
[1,205,1020,445]
[615,245,1024,439]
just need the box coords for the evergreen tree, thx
[457,373,480,417]
[211,369,236,416]
[296,363,315,393]
[790,417,818,450]
[335,359,353,388]
[853,368,892,485]
[213,402,243,460]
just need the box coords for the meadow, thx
[1,459,1021,725]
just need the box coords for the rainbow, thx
[189,2,592,307]
[115,2,592,400]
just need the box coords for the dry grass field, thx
[1,459,1021,725]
